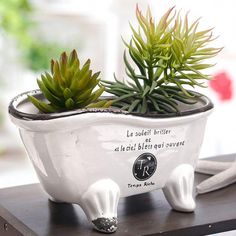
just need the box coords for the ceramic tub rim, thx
[9,89,214,121]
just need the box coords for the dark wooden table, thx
[0,154,236,236]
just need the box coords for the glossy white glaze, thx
[163,164,195,212]
[10,110,211,233]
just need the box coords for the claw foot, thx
[162,164,196,212]
[92,217,117,233]
[81,179,120,233]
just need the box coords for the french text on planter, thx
[127,181,155,188]
[114,128,185,152]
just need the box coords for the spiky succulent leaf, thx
[28,50,112,113]
[102,6,222,114]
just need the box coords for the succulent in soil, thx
[28,50,112,113]
[102,6,222,114]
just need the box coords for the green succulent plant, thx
[28,50,112,113]
[102,6,222,114]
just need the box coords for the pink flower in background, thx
[210,72,233,101]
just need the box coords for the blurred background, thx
[0,0,236,192]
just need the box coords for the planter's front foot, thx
[92,217,117,234]
[162,164,196,212]
[81,179,120,233]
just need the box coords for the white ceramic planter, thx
[9,90,213,233]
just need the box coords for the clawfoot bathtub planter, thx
[9,90,213,233]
